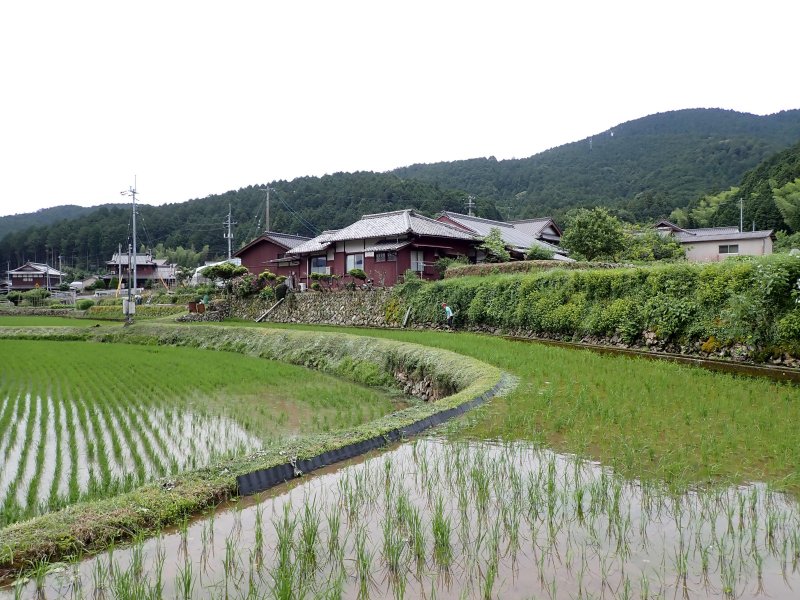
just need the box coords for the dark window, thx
[719,244,739,254]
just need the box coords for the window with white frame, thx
[346,253,364,271]
[410,250,425,272]
[310,256,327,274]
[719,244,739,254]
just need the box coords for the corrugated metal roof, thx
[676,229,774,243]
[680,226,740,236]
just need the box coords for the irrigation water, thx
[4,438,798,599]
[0,393,261,522]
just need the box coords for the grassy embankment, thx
[236,321,800,496]
[0,323,502,575]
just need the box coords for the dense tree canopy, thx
[560,208,625,261]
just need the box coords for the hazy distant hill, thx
[392,108,800,221]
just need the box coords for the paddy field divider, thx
[0,324,506,579]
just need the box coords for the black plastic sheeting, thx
[237,380,505,496]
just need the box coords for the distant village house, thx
[5,262,65,291]
[654,221,774,261]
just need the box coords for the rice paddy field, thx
[0,338,399,526]
[2,322,800,599]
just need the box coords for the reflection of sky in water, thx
[4,438,799,599]
[0,394,261,517]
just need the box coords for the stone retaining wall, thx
[231,289,399,328]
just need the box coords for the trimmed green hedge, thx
[87,304,187,319]
[403,254,800,356]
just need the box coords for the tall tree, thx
[773,177,800,231]
[561,207,624,261]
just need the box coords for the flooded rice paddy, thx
[5,438,799,599]
[0,392,261,522]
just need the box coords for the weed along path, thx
[0,324,504,586]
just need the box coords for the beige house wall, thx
[684,237,773,262]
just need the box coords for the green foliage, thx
[348,268,368,281]
[201,262,249,281]
[774,230,800,253]
[76,299,95,310]
[478,227,511,263]
[392,109,800,223]
[396,255,800,351]
[434,255,469,277]
[561,207,625,261]
[620,228,685,262]
[525,244,555,260]
[772,177,800,231]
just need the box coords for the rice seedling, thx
[0,339,401,526]
[6,393,800,599]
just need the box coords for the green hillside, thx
[392,108,800,222]
[3,108,800,274]
[0,205,103,242]
[0,174,497,272]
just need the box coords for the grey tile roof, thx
[323,210,477,243]
[9,262,66,276]
[265,232,312,249]
[289,211,475,256]
[675,229,774,243]
[440,212,566,256]
[286,230,339,255]
[507,217,554,237]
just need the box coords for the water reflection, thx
[4,438,799,599]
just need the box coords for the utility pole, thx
[224,204,237,259]
[121,178,138,291]
[58,255,62,286]
[126,243,133,323]
[265,187,270,233]
[465,195,476,217]
[118,243,122,290]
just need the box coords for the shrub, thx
[76,299,95,311]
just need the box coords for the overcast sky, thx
[0,0,797,217]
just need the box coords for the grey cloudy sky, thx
[0,0,796,217]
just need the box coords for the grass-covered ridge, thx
[0,324,503,574]
[399,254,800,358]
[257,323,800,497]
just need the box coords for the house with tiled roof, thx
[287,209,478,286]
[5,262,66,291]
[436,212,571,261]
[507,217,563,245]
[654,220,774,261]
[234,231,312,279]
[103,252,178,289]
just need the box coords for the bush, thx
[395,255,800,354]
[76,299,95,310]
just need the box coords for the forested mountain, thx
[3,108,800,274]
[0,205,103,242]
[392,108,800,222]
[0,173,499,272]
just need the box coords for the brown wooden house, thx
[233,232,311,279]
[286,209,478,287]
[6,262,65,291]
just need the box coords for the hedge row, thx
[402,254,800,355]
[445,259,626,278]
[86,304,187,319]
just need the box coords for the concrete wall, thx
[684,237,773,262]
